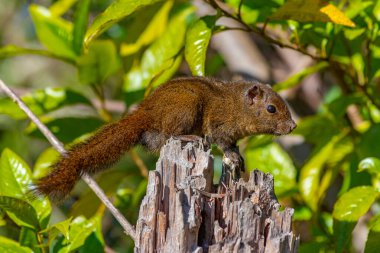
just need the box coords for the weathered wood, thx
[134,137,299,253]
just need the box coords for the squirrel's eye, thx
[267,105,276,113]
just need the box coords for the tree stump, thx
[134,137,299,253]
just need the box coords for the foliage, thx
[0,0,380,251]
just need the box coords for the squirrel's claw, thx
[222,148,245,180]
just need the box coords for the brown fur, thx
[35,77,296,200]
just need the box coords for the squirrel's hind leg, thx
[140,131,169,152]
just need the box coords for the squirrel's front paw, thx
[222,148,245,179]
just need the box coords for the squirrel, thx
[34,77,296,200]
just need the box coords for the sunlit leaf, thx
[49,0,78,16]
[0,149,51,228]
[333,186,378,221]
[33,148,60,179]
[42,217,72,242]
[120,1,173,56]
[299,132,346,211]
[0,237,33,253]
[343,28,366,40]
[30,5,77,59]
[73,0,90,54]
[273,62,329,92]
[124,5,194,92]
[85,0,164,46]
[0,149,35,198]
[358,157,380,175]
[245,142,296,196]
[0,88,92,120]
[57,215,104,253]
[271,0,355,27]
[185,16,216,76]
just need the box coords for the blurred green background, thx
[1,0,380,252]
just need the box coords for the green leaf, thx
[29,5,77,59]
[0,237,33,253]
[120,1,173,56]
[73,0,90,54]
[33,148,60,179]
[77,40,121,85]
[19,227,41,253]
[245,142,296,196]
[327,94,365,119]
[43,217,73,242]
[0,87,92,120]
[79,215,104,253]
[317,137,353,202]
[84,0,164,46]
[293,114,338,144]
[293,206,312,221]
[365,230,380,253]
[358,124,380,158]
[185,16,216,76]
[271,0,355,27]
[299,132,346,211]
[333,220,356,253]
[333,186,378,221]
[0,196,39,229]
[124,6,194,92]
[225,0,282,24]
[49,0,78,16]
[0,149,51,228]
[0,149,34,198]
[273,62,329,92]
[79,232,104,253]
[0,45,75,64]
[58,216,103,253]
[358,157,380,175]
[26,116,104,143]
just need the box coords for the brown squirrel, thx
[35,77,296,200]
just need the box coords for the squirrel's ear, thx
[246,85,262,104]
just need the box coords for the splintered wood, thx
[134,137,299,253]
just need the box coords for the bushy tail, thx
[34,110,150,201]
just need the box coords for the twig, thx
[0,78,136,241]
[129,149,149,178]
[207,0,326,61]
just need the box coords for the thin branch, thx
[207,0,326,61]
[0,78,136,241]
[129,149,149,178]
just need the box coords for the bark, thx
[134,137,299,253]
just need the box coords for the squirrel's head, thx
[244,83,296,136]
